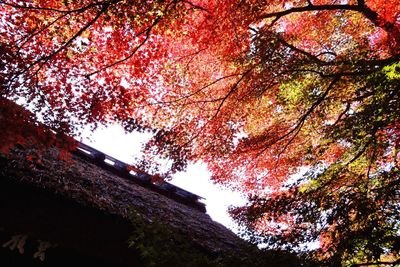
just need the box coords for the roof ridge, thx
[73,140,207,213]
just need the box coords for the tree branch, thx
[85,0,180,77]
[259,4,363,21]
[0,0,107,14]
[151,72,242,106]
[8,4,107,89]
[85,23,154,77]
[211,67,253,119]
[258,2,397,38]
[348,128,377,165]
[254,77,340,160]
[182,0,209,13]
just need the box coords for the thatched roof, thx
[0,98,248,258]
[0,143,250,256]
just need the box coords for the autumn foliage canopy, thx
[1,0,399,265]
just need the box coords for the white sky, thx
[79,124,247,233]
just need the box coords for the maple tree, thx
[1,0,399,265]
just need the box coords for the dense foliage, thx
[1,0,399,265]
[128,208,302,267]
